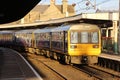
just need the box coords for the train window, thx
[52,32,63,42]
[91,32,98,43]
[70,32,78,43]
[81,32,89,43]
[35,34,39,44]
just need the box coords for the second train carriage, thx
[33,28,51,56]
[15,29,34,52]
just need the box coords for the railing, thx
[101,37,114,53]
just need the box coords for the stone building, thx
[22,0,75,23]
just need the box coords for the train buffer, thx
[0,47,43,80]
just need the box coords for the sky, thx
[38,0,119,14]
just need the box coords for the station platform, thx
[0,48,43,80]
[98,53,120,72]
[99,53,120,62]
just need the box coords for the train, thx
[0,23,101,64]
[0,30,15,48]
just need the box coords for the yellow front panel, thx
[67,23,101,56]
[68,44,101,56]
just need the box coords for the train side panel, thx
[51,31,65,53]
[0,31,15,48]
[33,29,51,56]
[15,29,34,52]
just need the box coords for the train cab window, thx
[70,32,78,43]
[91,32,98,43]
[81,32,89,43]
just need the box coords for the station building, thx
[22,0,75,23]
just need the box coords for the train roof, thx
[0,30,14,33]
[14,23,99,34]
[69,23,99,30]
[51,25,70,32]
[33,28,51,33]
[15,29,34,33]
[51,23,99,32]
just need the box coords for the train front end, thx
[67,23,101,64]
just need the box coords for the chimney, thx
[62,0,68,14]
[50,0,55,5]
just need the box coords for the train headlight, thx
[70,45,77,49]
[93,45,99,48]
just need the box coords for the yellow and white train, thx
[0,23,101,64]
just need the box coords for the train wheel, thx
[46,51,50,58]
[57,54,61,61]
[65,55,71,65]
[53,52,57,60]
[40,50,44,55]
[35,49,40,55]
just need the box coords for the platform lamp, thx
[86,0,96,10]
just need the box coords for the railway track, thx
[89,65,120,79]
[25,53,120,80]
[25,54,66,80]
[26,53,93,80]
[73,64,120,80]
[34,58,67,80]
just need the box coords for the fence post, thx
[113,20,118,54]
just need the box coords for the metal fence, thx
[101,37,114,53]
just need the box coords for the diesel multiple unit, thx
[0,23,101,64]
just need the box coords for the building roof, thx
[31,5,50,13]
[56,5,75,13]
[96,9,118,13]
[31,4,75,14]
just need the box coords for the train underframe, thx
[27,47,98,65]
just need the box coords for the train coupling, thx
[81,56,88,64]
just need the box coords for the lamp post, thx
[118,0,120,32]
[118,0,120,53]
